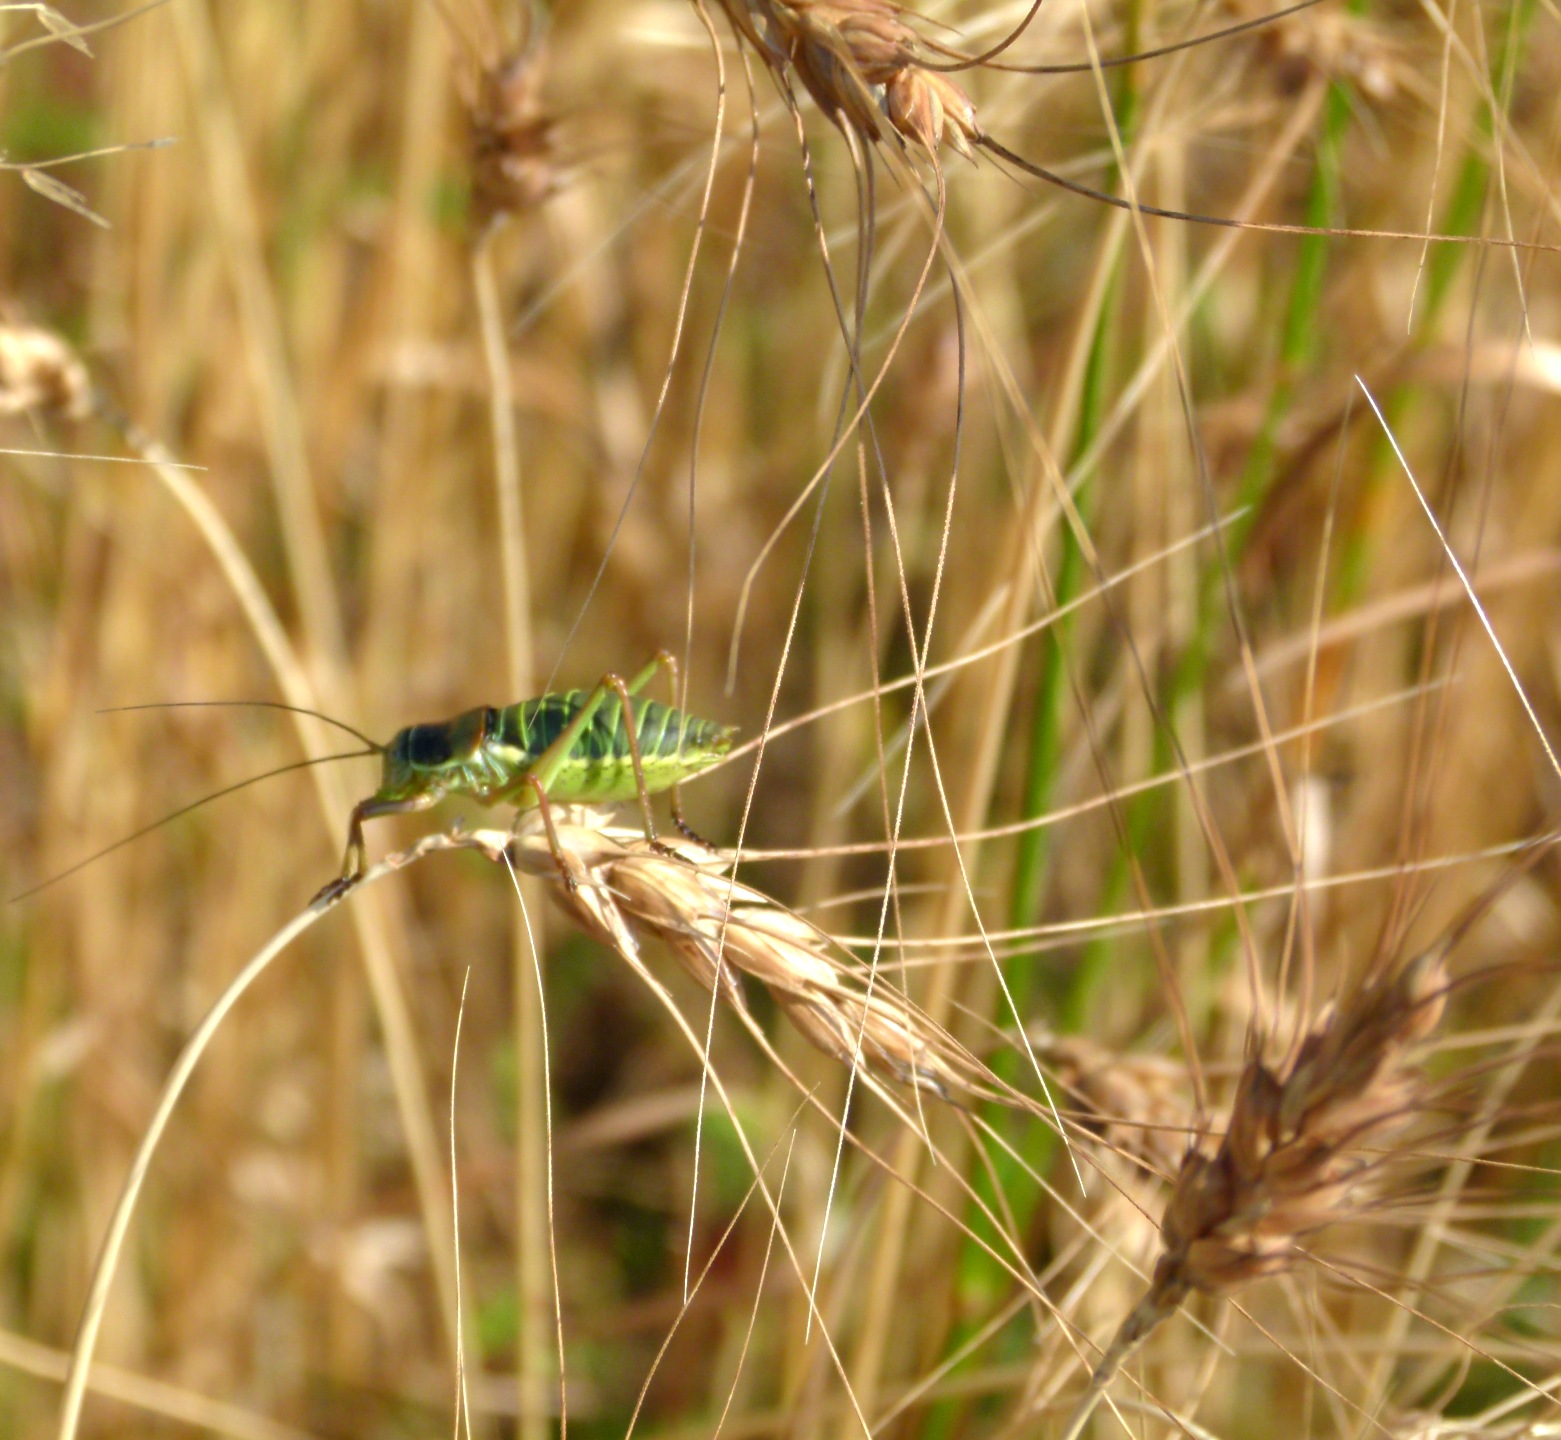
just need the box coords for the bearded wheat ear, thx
[507,818,1208,1173]
[430,0,557,232]
[1062,949,1450,1440]
[520,818,1002,1105]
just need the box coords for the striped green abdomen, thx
[497,692,734,803]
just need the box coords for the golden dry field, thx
[4,1,1561,1437]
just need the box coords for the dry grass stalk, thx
[0,322,92,419]
[1065,949,1450,1437]
[719,0,980,160]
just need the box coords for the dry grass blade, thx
[447,968,474,1440]
[4,322,466,1383]
[1065,949,1452,1438]
[17,167,109,227]
[52,892,350,1440]
[32,5,92,55]
[0,1326,319,1440]
[0,0,170,65]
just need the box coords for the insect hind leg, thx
[527,652,712,854]
[602,672,663,846]
[605,662,706,855]
[622,649,677,699]
[526,660,671,848]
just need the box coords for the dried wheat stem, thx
[55,887,353,1440]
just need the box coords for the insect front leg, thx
[339,793,440,883]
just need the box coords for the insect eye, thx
[407,723,454,767]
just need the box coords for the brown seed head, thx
[885,67,979,159]
[831,4,919,83]
[1039,1035,1192,1175]
[727,0,980,161]
[469,51,555,231]
[433,0,556,232]
[1149,949,1448,1311]
[1061,946,1455,1432]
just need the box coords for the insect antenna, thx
[98,699,384,752]
[10,745,379,904]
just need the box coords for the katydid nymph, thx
[12,653,736,904]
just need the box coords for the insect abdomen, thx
[498,693,734,803]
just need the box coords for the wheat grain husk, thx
[0,324,92,420]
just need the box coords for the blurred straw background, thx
[4,0,1561,1436]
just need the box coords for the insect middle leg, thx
[525,654,678,848]
[514,774,577,890]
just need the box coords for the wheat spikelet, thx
[1034,1034,1192,1177]
[0,323,92,420]
[456,815,1121,1124]
[435,816,1200,1156]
